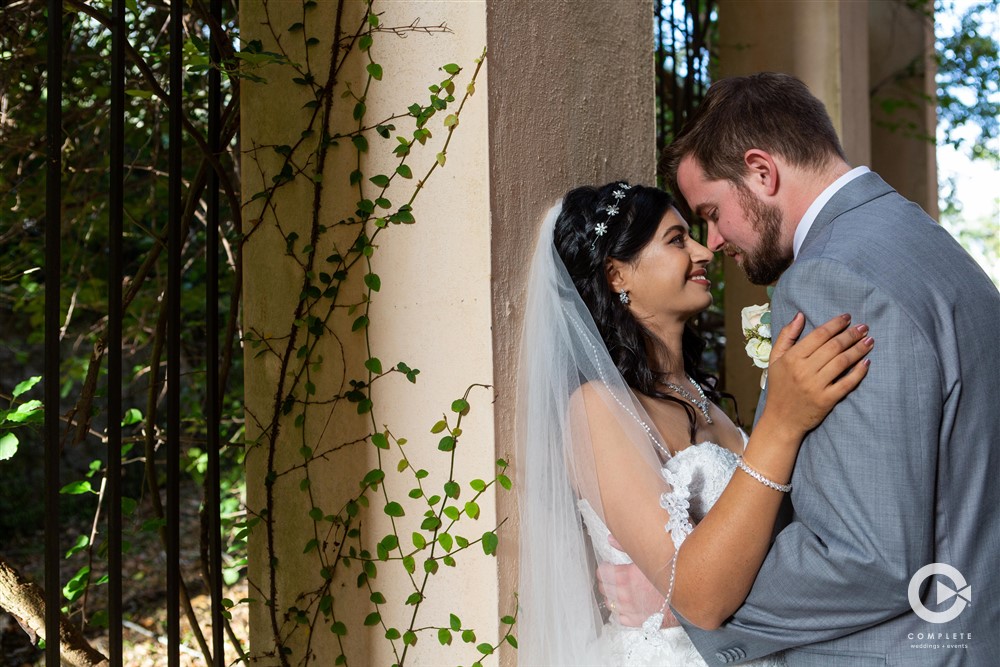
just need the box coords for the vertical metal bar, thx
[207,1,224,664]
[108,0,125,663]
[168,1,183,665]
[44,2,62,665]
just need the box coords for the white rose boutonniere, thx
[741,303,772,388]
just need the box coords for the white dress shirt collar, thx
[793,166,870,258]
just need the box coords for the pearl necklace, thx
[663,376,714,424]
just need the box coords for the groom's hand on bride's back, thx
[596,536,681,629]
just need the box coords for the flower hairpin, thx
[591,183,632,243]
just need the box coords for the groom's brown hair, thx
[664,72,847,203]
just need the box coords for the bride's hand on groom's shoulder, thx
[762,312,874,440]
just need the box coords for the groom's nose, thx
[706,222,725,252]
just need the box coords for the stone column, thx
[869,0,939,217]
[241,1,654,665]
[715,0,871,426]
[485,2,655,663]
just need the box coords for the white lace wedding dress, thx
[579,441,787,667]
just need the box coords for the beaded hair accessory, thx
[591,182,633,246]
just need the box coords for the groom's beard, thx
[725,188,792,285]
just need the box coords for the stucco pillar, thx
[716,0,871,426]
[486,2,655,663]
[869,0,939,218]
[242,1,654,665]
[241,2,496,664]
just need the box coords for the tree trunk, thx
[0,558,108,667]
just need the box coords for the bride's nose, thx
[690,236,713,265]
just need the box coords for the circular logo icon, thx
[908,563,971,623]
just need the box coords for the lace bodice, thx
[578,440,786,667]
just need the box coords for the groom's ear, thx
[743,149,779,197]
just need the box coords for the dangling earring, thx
[619,289,630,305]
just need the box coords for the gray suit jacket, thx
[675,172,1000,666]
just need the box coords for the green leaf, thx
[7,400,41,423]
[62,565,91,602]
[121,497,137,516]
[435,152,446,167]
[364,612,381,626]
[437,436,456,452]
[423,558,439,574]
[444,481,460,499]
[438,532,453,551]
[369,174,390,187]
[482,531,498,556]
[501,615,515,625]
[352,315,370,332]
[370,591,386,605]
[359,34,373,51]
[444,114,458,128]
[65,535,89,559]
[372,433,389,449]
[450,613,462,631]
[352,135,369,153]
[430,420,448,434]
[395,164,412,179]
[506,634,519,648]
[498,474,512,490]
[0,433,18,462]
[330,621,347,636]
[364,273,381,292]
[412,532,426,549]
[362,468,385,489]
[443,506,460,521]
[442,63,461,75]
[60,481,94,495]
[465,501,480,520]
[470,478,486,492]
[121,407,143,426]
[477,643,494,655]
[125,89,153,98]
[12,376,40,398]
[402,555,416,574]
[403,630,417,646]
[365,357,383,374]
[384,502,405,517]
[462,628,477,643]
[451,398,469,414]
[367,63,383,80]
[437,628,452,645]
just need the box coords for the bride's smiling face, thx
[608,207,714,322]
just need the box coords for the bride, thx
[516,182,873,665]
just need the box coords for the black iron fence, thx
[40,1,230,664]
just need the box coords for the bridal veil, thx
[515,202,678,665]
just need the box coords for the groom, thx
[662,73,1000,666]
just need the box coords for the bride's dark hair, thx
[552,181,730,442]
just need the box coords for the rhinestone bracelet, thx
[736,456,792,493]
